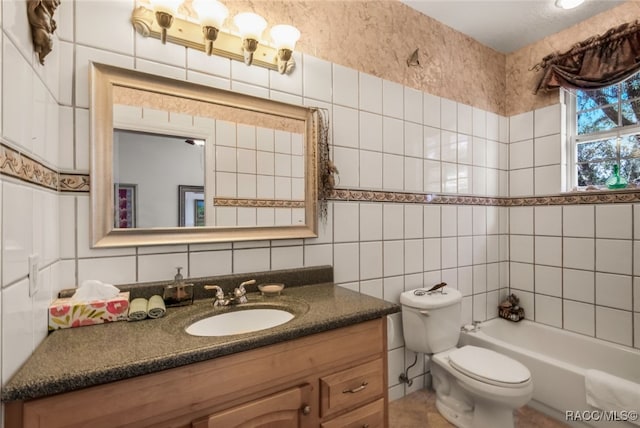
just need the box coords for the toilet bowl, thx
[400,286,533,428]
[432,346,533,427]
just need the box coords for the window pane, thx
[621,74,640,101]
[577,85,619,112]
[577,139,616,162]
[620,134,640,158]
[621,158,640,184]
[577,108,617,134]
[577,161,615,187]
[620,100,640,126]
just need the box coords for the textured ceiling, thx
[401,0,625,53]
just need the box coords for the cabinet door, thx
[192,384,313,428]
[321,398,385,428]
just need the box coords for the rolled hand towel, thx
[585,369,640,426]
[128,298,148,321]
[147,295,166,319]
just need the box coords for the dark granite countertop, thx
[2,282,400,402]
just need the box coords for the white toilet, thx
[400,286,533,428]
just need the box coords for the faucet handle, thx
[236,279,255,296]
[204,285,225,300]
[240,279,256,288]
[232,280,253,304]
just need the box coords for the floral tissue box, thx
[48,292,130,330]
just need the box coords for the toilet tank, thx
[400,287,462,354]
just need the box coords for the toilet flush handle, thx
[419,310,430,316]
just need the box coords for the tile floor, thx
[388,389,569,427]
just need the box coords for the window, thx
[568,72,640,188]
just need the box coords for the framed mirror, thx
[90,62,318,247]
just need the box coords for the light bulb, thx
[193,0,228,29]
[233,12,267,41]
[149,0,182,15]
[270,24,300,51]
[555,0,584,9]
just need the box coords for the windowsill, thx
[563,186,640,195]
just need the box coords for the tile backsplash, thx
[1,2,639,420]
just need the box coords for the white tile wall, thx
[564,300,596,336]
[563,205,595,237]
[332,64,358,108]
[535,294,562,328]
[359,73,382,114]
[2,182,33,287]
[564,269,595,303]
[441,98,457,132]
[509,111,534,143]
[509,169,534,197]
[510,140,533,170]
[596,204,632,239]
[535,265,562,297]
[534,165,562,195]
[302,55,331,102]
[534,134,562,167]
[508,201,640,348]
[2,279,32,384]
[596,306,632,346]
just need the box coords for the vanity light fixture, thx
[148,0,182,43]
[270,24,301,74]
[233,12,267,66]
[555,0,585,9]
[192,0,228,56]
[131,1,300,74]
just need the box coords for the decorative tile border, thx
[330,189,503,205]
[330,188,640,207]
[0,144,58,191]
[4,146,640,207]
[214,197,305,208]
[59,174,90,192]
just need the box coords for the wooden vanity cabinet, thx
[5,318,388,428]
[191,384,314,428]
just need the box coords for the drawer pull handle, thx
[342,381,368,394]
[301,404,311,415]
[363,425,370,428]
[419,310,430,316]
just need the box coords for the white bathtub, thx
[459,318,640,427]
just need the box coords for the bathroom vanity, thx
[3,281,398,428]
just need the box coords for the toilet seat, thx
[448,345,531,388]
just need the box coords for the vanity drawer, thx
[320,358,383,418]
[320,398,384,428]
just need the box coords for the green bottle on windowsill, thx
[606,164,628,189]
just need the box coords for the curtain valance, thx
[534,20,640,94]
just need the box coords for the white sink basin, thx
[185,308,295,337]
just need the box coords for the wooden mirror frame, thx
[90,62,318,248]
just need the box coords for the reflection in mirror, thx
[112,95,306,229]
[114,130,205,228]
[114,183,137,228]
[91,63,319,247]
[178,185,204,227]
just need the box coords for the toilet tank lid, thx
[400,287,462,309]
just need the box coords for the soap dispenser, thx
[163,267,194,307]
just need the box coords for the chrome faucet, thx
[204,279,256,306]
[233,279,255,304]
[461,320,482,333]
[204,285,226,307]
